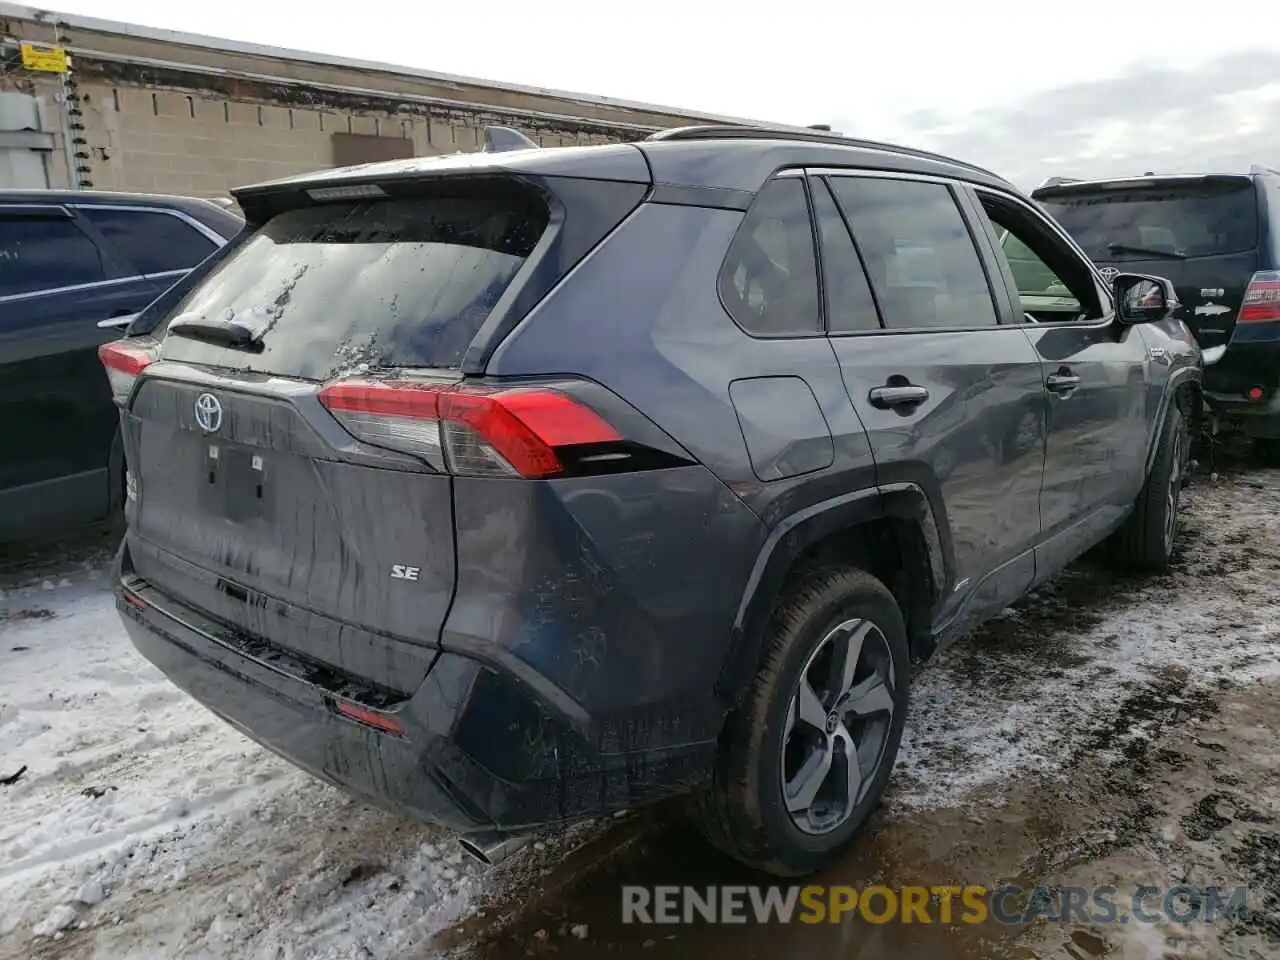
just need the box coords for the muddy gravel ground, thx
[443,458,1280,960]
[2,455,1279,960]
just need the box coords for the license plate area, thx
[197,441,272,523]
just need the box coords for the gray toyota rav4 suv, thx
[102,125,1200,877]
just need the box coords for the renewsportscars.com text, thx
[621,884,1250,926]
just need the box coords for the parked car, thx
[103,125,1200,878]
[1031,168,1280,458]
[0,189,242,541]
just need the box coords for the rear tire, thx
[106,427,127,525]
[693,567,910,877]
[1111,404,1187,572]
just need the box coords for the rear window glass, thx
[156,190,547,379]
[79,207,217,275]
[0,215,106,296]
[1039,182,1258,262]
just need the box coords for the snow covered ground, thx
[0,557,485,960]
[2,467,1279,959]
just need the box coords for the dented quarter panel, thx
[443,465,766,749]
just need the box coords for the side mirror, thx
[1114,273,1179,325]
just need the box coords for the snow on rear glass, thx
[157,194,547,379]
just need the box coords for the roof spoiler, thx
[481,125,539,153]
[1037,176,1082,189]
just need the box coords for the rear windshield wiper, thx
[167,314,265,351]
[1105,242,1187,260]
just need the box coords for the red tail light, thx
[317,379,622,478]
[1238,271,1280,323]
[332,699,406,737]
[98,341,156,402]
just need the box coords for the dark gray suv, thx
[102,125,1201,877]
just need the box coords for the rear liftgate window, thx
[1040,181,1259,262]
[156,186,549,379]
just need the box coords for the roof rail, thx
[645,124,1004,181]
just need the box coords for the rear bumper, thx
[1203,389,1280,438]
[116,561,717,834]
[1202,335,1280,437]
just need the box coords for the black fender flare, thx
[715,482,950,705]
[1145,365,1201,477]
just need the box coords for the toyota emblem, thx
[1099,267,1120,282]
[194,393,223,433]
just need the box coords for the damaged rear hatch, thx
[109,154,650,697]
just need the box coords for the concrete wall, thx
[0,4,758,197]
[64,82,617,197]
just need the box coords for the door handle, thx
[97,312,140,330]
[1046,373,1081,395]
[868,385,930,410]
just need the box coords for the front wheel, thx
[692,567,910,877]
[1111,404,1188,571]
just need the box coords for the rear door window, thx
[827,177,999,330]
[156,189,549,379]
[0,214,107,297]
[1038,180,1259,261]
[811,178,881,333]
[78,207,218,275]
[718,177,821,336]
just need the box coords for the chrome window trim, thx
[70,203,228,246]
[0,274,149,305]
[804,166,962,188]
[0,204,223,304]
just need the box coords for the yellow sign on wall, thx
[20,43,70,73]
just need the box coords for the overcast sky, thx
[44,0,1280,188]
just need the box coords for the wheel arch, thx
[106,424,126,520]
[1145,366,1202,477]
[716,483,948,709]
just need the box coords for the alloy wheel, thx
[780,618,896,835]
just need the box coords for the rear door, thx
[74,204,225,329]
[119,177,614,696]
[1034,177,1261,395]
[0,204,138,534]
[818,171,1046,633]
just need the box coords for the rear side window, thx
[0,216,106,297]
[78,207,217,275]
[1038,181,1259,261]
[719,178,820,336]
[828,177,998,330]
[156,189,548,379]
[811,179,881,333]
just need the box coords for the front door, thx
[966,186,1152,581]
